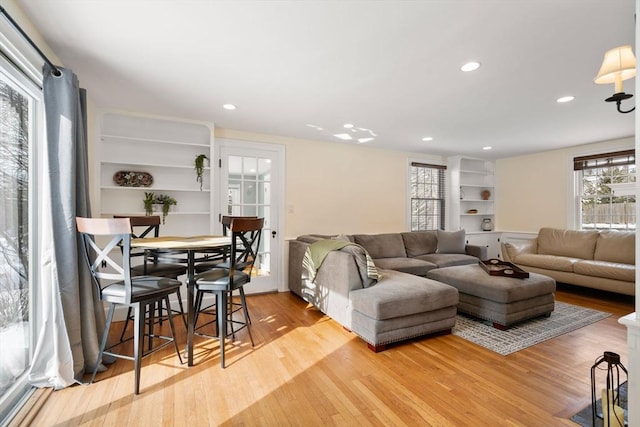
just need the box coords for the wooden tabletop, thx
[130,235,231,250]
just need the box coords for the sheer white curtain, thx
[28,63,104,389]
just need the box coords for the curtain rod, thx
[0,6,62,77]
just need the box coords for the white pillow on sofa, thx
[436,229,466,254]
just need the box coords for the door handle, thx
[271,230,277,238]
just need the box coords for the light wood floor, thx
[16,285,634,426]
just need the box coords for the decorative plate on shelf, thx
[113,171,153,187]
[466,209,478,214]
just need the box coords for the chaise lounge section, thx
[288,230,485,350]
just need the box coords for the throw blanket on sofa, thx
[302,239,380,287]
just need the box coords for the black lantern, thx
[591,351,628,427]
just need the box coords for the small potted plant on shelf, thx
[194,154,209,191]
[142,192,177,223]
[155,194,177,224]
[143,192,155,216]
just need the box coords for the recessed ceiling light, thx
[358,137,374,143]
[334,133,353,140]
[461,62,481,72]
[557,96,575,103]
[344,123,354,128]
[223,104,236,110]
[422,137,433,142]
[483,146,492,150]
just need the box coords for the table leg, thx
[218,289,226,368]
[187,250,195,366]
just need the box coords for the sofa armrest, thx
[501,238,538,262]
[465,244,487,260]
[288,240,309,297]
[289,240,365,327]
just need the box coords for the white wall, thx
[215,128,443,238]
[495,136,635,232]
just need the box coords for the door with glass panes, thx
[217,141,282,293]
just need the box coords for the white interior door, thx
[216,139,284,293]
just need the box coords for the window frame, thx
[407,160,447,231]
[569,146,636,231]
[0,52,43,424]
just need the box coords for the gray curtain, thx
[28,64,105,389]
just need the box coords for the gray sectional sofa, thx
[502,227,635,296]
[288,230,487,351]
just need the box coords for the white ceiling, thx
[17,0,636,160]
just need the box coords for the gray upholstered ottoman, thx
[349,269,459,352]
[426,263,556,329]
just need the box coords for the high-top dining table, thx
[130,235,232,366]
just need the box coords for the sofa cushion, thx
[415,253,478,268]
[514,253,579,272]
[436,229,466,254]
[297,234,338,244]
[537,228,599,260]
[350,269,459,320]
[573,260,636,282]
[502,239,537,262]
[372,257,436,276]
[331,234,355,243]
[353,233,407,259]
[401,231,438,257]
[594,231,635,265]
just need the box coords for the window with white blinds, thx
[409,162,446,231]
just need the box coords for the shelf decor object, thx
[113,170,153,187]
[143,192,155,216]
[156,194,177,223]
[194,154,209,191]
[143,192,177,223]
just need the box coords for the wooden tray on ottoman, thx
[478,259,529,279]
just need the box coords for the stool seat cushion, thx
[131,263,186,277]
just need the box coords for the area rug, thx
[453,301,610,355]
[571,382,628,427]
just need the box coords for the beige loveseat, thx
[501,227,635,296]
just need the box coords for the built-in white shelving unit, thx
[447,156,498,258]
[98,112,214,236]
[448,156,495,232]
